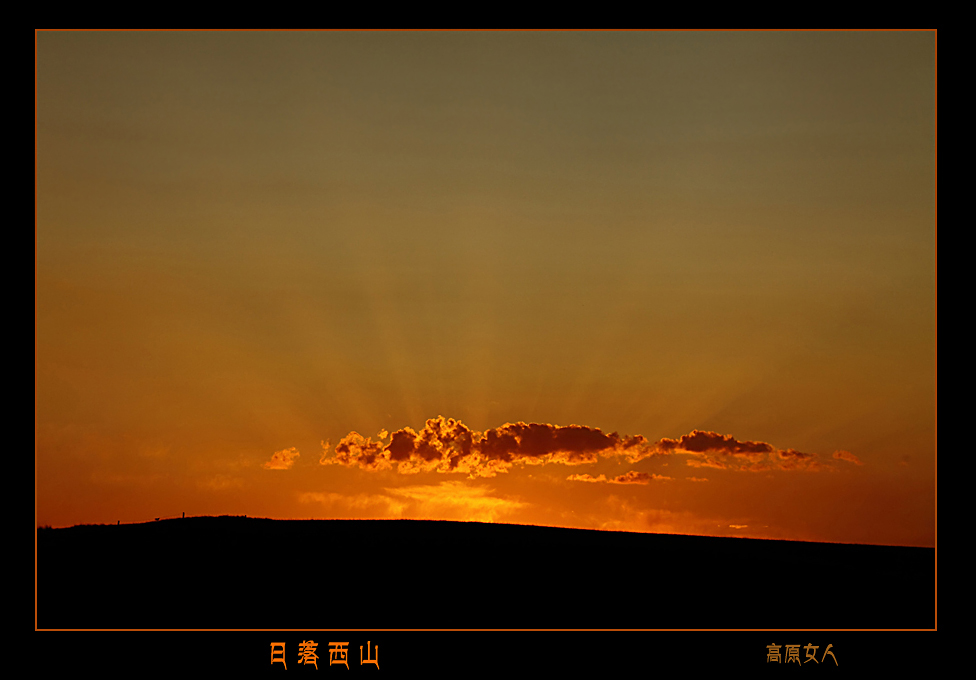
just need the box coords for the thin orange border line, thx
[36,627,937,632]
[932,27,938,632]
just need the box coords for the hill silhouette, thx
[36,517,933,629]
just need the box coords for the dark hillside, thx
[36,517,934,629]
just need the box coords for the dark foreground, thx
[37,517,934,629]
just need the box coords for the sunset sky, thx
[35,31,936,546]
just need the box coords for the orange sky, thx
[35,31,935,546]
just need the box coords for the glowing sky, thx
[35,31,935,546]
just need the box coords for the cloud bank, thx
[312,417,848,477]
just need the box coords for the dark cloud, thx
[319,417,844,476]
[779,448,814,460]
[325,433,390,471]
[610,471,670,484]
[322,416,651,477]
[657,430,835,472]
[775,448,819,471]
[656,430,773,456]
